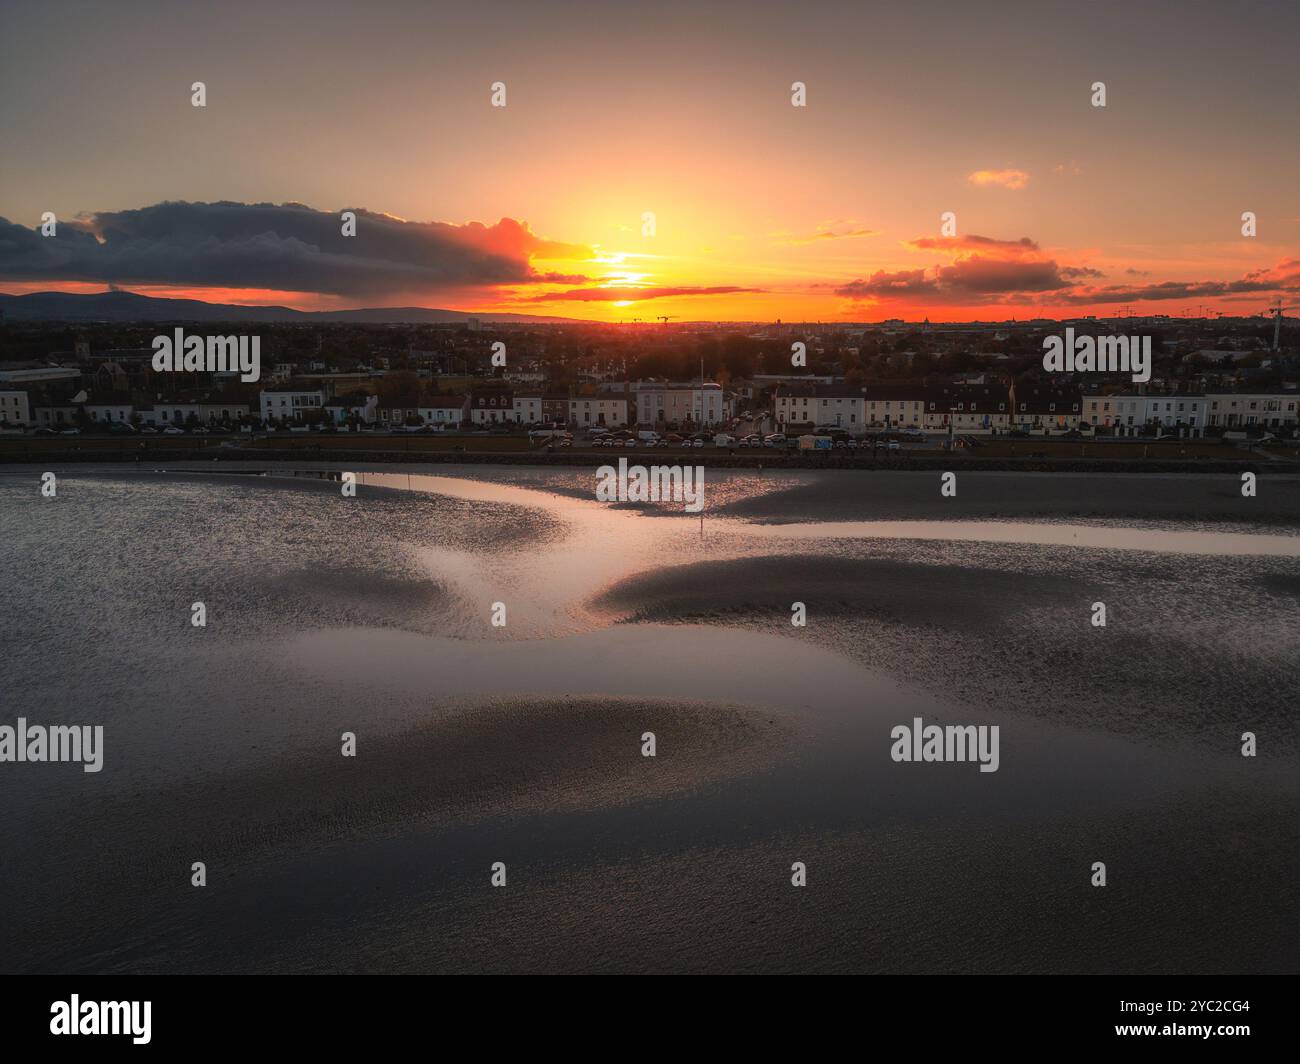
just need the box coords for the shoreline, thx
[1,441,1296,475]
[11,460,1299,528]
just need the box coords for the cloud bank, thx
[0,201,593,298]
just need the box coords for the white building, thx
[1205,391,1298,429]
[418,396,469,426]
[1084,394,1210,432]
[513,393,544,424]
[197,401,251,424]
[0,390,31,426]
[634,382,726,427]
[569,395,629,427]
[845,385,930,430]
[773,386,866,428]
[84,400,134,424]
[141,403,200,426]
[260,389,325,423]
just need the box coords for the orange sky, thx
[2,1,1298,323]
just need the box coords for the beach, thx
[1,464,1296,973]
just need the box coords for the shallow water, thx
[1,467,1296,973]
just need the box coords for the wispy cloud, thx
[522,285,763,303]
[966,169,1030,190]
[774,226,878,246]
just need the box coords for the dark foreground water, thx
[1,467,1297,973]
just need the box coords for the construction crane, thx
[1266,303,1299,351]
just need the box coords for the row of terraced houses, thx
[771,381,1299,434]
[3,374,1295,435]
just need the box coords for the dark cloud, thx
[836,256,1074,303]
[0,201,593,297]
[1059,278,1281,304]
[1061,260,1300,305]
[841,232,1095,304]
[838,249,1300,308]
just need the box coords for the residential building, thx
[513,392,544,424]
[197,401,251,424]
[773,384,866,429]
[542,391,570,425]
[926,381,1014,432]
[470,389,516,425]
[0,390,31,426]
[260,389,325,423]
[34,403,81,427]
[1008,383,1082,431]
[633,382,725,427]
[324,393,378,425]
[143,402,201,426]
[864,385,928,430]
[418,396,469,426]
[1084,393,1209,432]
[1205,390,1298,429]
[83,397,135,424]
[569,394,630,427]
[377,399,421,426]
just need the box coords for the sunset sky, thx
[2,0,1298,322]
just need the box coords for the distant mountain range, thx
[0,289,587,324]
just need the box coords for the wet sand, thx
[2,466,1297,974]
[716,469,1300,527]
[5,694,789,973]
[591,548,1300,752]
